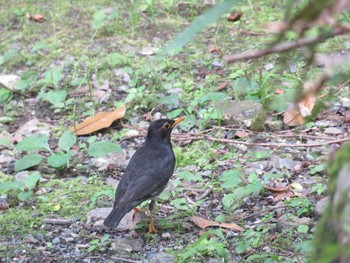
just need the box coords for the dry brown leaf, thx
[217,82,229,91]
[235,130,249,138]
[69,105,126,135]
[283,104,304,126]
[264,185,289,192]
[191,216,243,232]
[208,44,221,53]
[274,89,285,94]
[264,185,297,201]
[68,85,89,96]
[28,14,45,22]
[227,12,243,22]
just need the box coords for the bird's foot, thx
[147,221,158,234]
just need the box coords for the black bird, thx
[104,117,185,233]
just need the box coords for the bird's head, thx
[146,117,185,143]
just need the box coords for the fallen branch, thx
[240,205,289,221]
[224,26,350,64]
[196,185,214,201]
[43,218,72,225]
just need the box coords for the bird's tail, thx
[103,206,131,228]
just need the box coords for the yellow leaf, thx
[69,105,126,135]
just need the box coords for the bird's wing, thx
[115,145,175,208]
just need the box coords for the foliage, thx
[0,171,40,201]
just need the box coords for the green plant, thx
[220,171,263,212]
[0,171,40,201]
[177,231,229,262]
[311,183,327,195]
[284,197,313,216]
[88,234,110,252]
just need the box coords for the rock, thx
[105,177,119,188]
[15,171,30,182]
[149,252,175,263]
[110,238,143,254]
[0,74,20,90]
[270,156,302,170]
[265,119,283,131]
[86,207,112,224]
[52,237,60,244]
[315,197,329,217]
[211,61,224,68]
[86,207,147,230]
[25,234,39,244]
[89,157,109,171]
[217,100,267,131]
[114,68,131,84]
[324,127,343,135]
[278,214,313,229]
[315,120,342,127]
[125,129,139,137]
[13,118,52,140]
[341,97,350,107]
[0,155,14,164]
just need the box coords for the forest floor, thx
[1,0,350,262]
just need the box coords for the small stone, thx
[149,252,175,263]
[340,97,350,107]
[52,237,60,244]
[15,171,30,182]
[315,197,329,217]
[154,112,162,120]
[125,129,139,137]
[264,63,274,71]
[324,127,343,135]
[211,61,224,68]
[89,157,109,171]
[278,214,313,229]
[161,232,171,239]
[110,238,143,254]
[105,178,119,188]
[25,234,38,244]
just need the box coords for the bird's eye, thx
[163,122,170,129]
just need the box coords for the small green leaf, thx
[200,92,228,104]
[26,172,40,190]
[47,151,72,168]
[0,181,22,191]
[18,190,34,201]
[177,171,202,182]
[16,134,51,152]
[92,10,106,28]
[58,131,77,151]
[0,88,13,103]
[15,154,43,172]
[220,170,242,189]
[45,90,67,108]
[88,142,122,157]
[44,67,63,87]
[222,193,236,210]
[297,224,309,234]
[0,137,12,148]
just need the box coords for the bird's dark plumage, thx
[104,117,184,231]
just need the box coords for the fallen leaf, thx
[274,89,285,94]
[227,12,243,22]
[264,185,297,201]
[264,22,288,33]
[235,130,249,138]
[283,104,304,126]
[69,105,126,135]
[191,216,243,232]
[28,14,45,22]
[217,82,229,91]
[143,112,154,122]
[0,200,9,211]
[68,85,89,96]
[208,44,221,53]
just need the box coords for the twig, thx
[240,205,289,221]
[196,185,214,201]
[43,218,72,225]
[224,26,350,63]
[108,256,142,263]
[0,83,31,98]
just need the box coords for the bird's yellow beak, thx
[171,116,185,128]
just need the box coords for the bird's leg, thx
[147,200,158,234]
[131,207,147,220]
